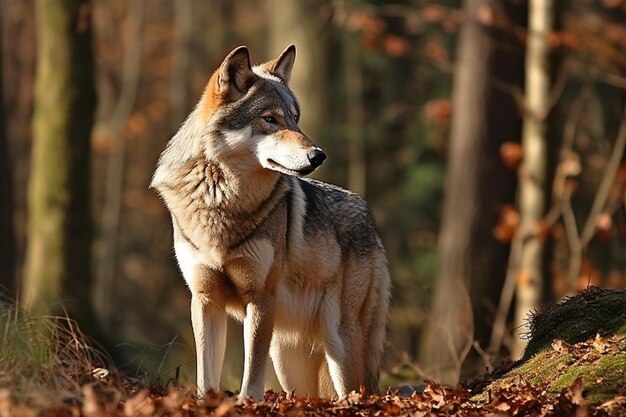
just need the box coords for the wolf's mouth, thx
[267,159,315,176]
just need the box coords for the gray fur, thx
[151,45,390,400]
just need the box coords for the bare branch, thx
[552,84,591,201]
[580,105,626,248]
[488,227,523,355]
[546,63,570,114]
[394,351,435,381]
[472,341,493,373]
[598,71,626,91]
[489,84,591,355]
[490,77,525,111]
[562,191,582,292]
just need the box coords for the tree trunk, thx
[512,0,553,358]
[170,0,192,130]
[421,0,492,385]
[93,0,143,331]
[343,0,366,197]
[268,0,329,155]
[22,0,96,323]
[0,11,16,298]
[421,0,525,384]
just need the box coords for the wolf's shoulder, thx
[296,177,363,201]
[294,177,375,224]
[296,177,367,208]
[293,177,382,253]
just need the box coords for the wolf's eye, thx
[262,115,278,124]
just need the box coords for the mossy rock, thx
[474,288,626,405]
[522,287,626,360]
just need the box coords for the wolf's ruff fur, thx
[151,45,390,400]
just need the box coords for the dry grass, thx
[0,302,122,408]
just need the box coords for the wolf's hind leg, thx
[320,292,366,397]
[323,327,365,397]
[270,336,322,397]
[191,295,227,396]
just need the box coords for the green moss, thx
[549,352,626,404]
[473,288,626,405]
[523,288,626,360]
[509,352,574,386]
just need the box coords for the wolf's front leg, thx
[191,295,227,396]
[239,296,275,400]
[225,238,278,400]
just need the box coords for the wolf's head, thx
[191,44,325,177]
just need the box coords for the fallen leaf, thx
[567,376,586,406]
[124,390,155,417]
[592,333,609,353]
[82,385,103,417]
[552,339,571,354]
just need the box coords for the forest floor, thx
[4,377,623,417]
[1,288,625,416]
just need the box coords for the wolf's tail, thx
[364,250,391,393]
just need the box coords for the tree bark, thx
[421,0,492,385]
[94,0,143,330]
[170,0,192,130]
[22,0,96,322]
[512,0,553,358]
[421,0,525,384]
[343,0,366,197]
[0,9,16,298]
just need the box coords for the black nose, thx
[308,149,326,168]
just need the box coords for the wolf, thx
[151,44,390,400]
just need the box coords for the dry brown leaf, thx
[592,333,610,353]
[494,400,511,412]
[476,5,494,25]
[560,151,582,177]
[567,376,586,406]
[500,142,523,170]
[596,212,613,232]
[124,390,155,417]
[213,398,236,417]
[82,385,104,417]
[0,389,13,417]
[552,339,571,354]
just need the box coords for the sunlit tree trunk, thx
[512,0,553,358]
[421,0,525,384]
[420,0,492,385]
[22,0,96,322]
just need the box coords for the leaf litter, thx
[2,370,625,417]
[2,292,626,416]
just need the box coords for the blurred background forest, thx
[1,0,626,391]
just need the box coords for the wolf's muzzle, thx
[308,148,327,169]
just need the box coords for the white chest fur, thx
[174,235,276,303]
[174,239,223,290]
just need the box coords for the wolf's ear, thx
[262,44,296,84]
[216,46,257,101]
